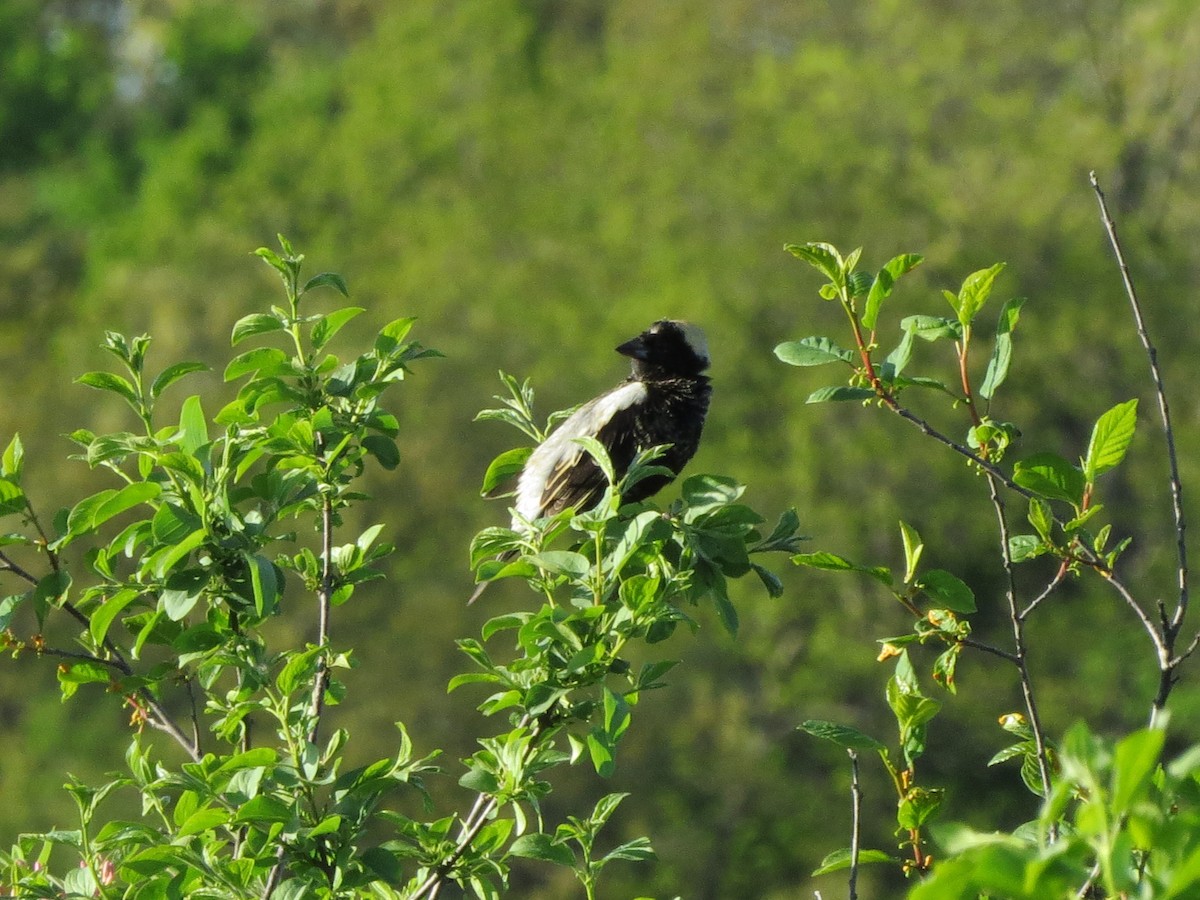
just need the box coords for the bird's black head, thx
[616,319,710,379]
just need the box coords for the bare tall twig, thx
[1090,170,1191,721]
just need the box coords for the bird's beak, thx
[616,334,649,360]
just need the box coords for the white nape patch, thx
[514,380,648,526]
[676,322,710,367]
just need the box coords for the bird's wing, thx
[515,381,647,523]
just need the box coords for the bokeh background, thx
[3,1,1200,896]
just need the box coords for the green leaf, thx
[798,719,887,752]
[480,447,532,495]
[311,307,365,351]
[916,569,976,613]
[247,554,279,617]
[682,473,744,512]
[2,434,23,479]
[898,787,944,830]
[147,529,206,578]
[177,807,230,837]
[232,313,285,346]
[67,482,160,538]
[978,297,1026,400]
[75,371,138,406]
[785,241,843,284]
[152,503,202,545]
[900,520,923,584]
[1013,453,1086,506]
[901,315,962,342]
[1111,727,1165,815]
[224,347,290,382]
[603,836,656,863]
[508,833,575,866]
[863,253,923,330]
[0,477,26,516]
[527,550,590,578]
[89,588,141,646]
[302,272,350,297]
[178,395,209,457]
[949,262,1006,327]
[150,362,208,400]
[792,551,893,585]
[234,795,294,825]
[1008,534,1045,562]
[806,386,875,403]
[362,434,400,470]
[813,848,897,875]
[1084,399,1138,483]
[773,337,853,367]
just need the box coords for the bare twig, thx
[848,750,862,900]
[1018,570,1067,621]
[1090,171,1188,721]
[958,637,1019,665]
[0,549,39,585]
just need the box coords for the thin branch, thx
[847,750,862,900]
[958,637,1019,665]
[36,646,128,672]
[1018,569,1067,621]
[308,492,335,746]
[1090,171,1189,641]
[0,549,39,586]
[987,475,1054,801]
[1098,570,1171,667]
[884,401,1036,502]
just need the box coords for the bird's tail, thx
[467,549,518,605]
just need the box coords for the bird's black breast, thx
[599,375,711,504]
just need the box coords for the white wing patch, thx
[514,381,648,526]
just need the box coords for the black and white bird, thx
[470,319,711,603]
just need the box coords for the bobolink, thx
[470,319,712,603]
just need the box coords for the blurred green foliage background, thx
[2,1,1200,895]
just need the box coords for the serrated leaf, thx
[950,262,1006,327]
[916,569,976,613]
[902,315,962,342]
[1008,534,1045,562]
[785,241,843,284]
[773,337,853,367]
[1084,399,1138,482]
[798,719,887,751]
[1013,453,1086,506]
